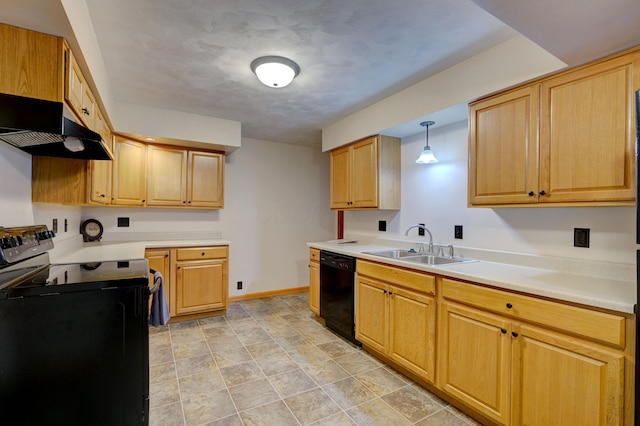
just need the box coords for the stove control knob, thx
[7,236,17,247]
[15,235,23,246]
[0,237,9,249]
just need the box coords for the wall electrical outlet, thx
[64,219,68,232]
[418,223,425,236]
[378,220,386,232]
[52,218,58,233]
[117,217,130,227]
[454,225,463,239]
[574,228,590,248]
[237,281,243,290]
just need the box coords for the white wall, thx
[344,121,636,265]
[0,143,34,226]
[72,138,336,297]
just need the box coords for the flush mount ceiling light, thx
[416,120,438,164]
[250,56,300,88]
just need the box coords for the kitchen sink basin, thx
[403,255,476,266]
[363,249,476,266]
[363,249,422,258]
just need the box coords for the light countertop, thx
[50,236,230,264]
[309,240,636,314]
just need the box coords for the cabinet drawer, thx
[357,260,435,295]
[441,278,626,348]
[309,248,320,262]
[176,246,228,261]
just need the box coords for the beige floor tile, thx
[211,345,253,368]
[149,342,174,366]
[176,353,217,378]
[197,315,228,329]
[381,385,444,423]
[415,408,471,426]
[172,339,211,360]
[149,378,180,408]
[150,361,177,384]
[239,400,299,426]
[322,377,377,410]
[219,360,266,387]
[149,401,185,426]
[178,369,226,400]
[205,333,244,351]
[334,352,380,375]
[255,352,299,376]
[268,368,319,398]
[346,398,411,426]
[182,389,236,426]
[235,327,272,345]
[203,413,243,426]
[302,358,351,386]
[277,334,316,353]
[264,324,301,339]
[354,367,407,396]
[228,378,280,411]
[316,340,359,358]
[285,387,342,425]
[445,406,484,426]
[309,411,357,426]
[245,340,284,359]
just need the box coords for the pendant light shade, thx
[416,120,438,164]
[250,56,300,88]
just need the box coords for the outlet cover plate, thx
[454,225,463,239]
[574,228,590,248]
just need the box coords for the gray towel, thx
[149,271,170,326]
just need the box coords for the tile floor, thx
[148,293,482,426]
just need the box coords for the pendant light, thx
[416,120,438,164]
[250,56,300,88]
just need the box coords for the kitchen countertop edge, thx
[308,241,636,314]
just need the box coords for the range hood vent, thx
[0,93,112,160]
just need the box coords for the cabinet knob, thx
[528,191,534,196]
[142,199,146,202]
[501,328,507,334]
[506,303,513,309]
[539,190,546,196]
[100,194,105,198]
[383,290,388,294]
[512,331,519,338]
[82,107,89,115]
[201,252,205,256]
[183,201,187,204]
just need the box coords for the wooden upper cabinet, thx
[146,145,188,206]
[111,137,147,206]
[64,44,97,130]
[539,53,639,203]
[188,151,224,208]
[0,23,62,101]
[469,48,639,207]
[330,135,400,210]
[468,85,539,206]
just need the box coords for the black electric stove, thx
[0,225,151,426]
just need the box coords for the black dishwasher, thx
[319,251,360,346]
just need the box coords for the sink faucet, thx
[404,224,434,253]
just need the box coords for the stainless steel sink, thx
[363,249,476,266]
[363,249,422,258]
[404,255,476,266]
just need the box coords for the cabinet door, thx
[175,259,227,315]
[0,24,62,102]
[66,50,84,114]
[351,136,378,208]
[330,145,351,209]
[89,158,112,204]
[355,276,388,353]
[388,285,436,382]
[468,85,539,206]
[112,138,146,206]
[81,83,96,130]
[438,302,512,425]
[145,249,171,315]
[147,145,188,206]
[188,151,224,208]
[512,324,625,426]
[540,54,639,203]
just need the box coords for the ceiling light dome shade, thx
[416,120,438,164]
[251,56,300,88]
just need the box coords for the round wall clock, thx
[80,219,104,242]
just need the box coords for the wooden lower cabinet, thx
[308,248,320,315]
[512,324,625,426]
[438,301,512,425]
[439,277,631,426]
[356,260,436,382]
[145,245,228,321]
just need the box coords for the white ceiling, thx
[1,0,639,146]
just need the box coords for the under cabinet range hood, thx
[0,93,112,160]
